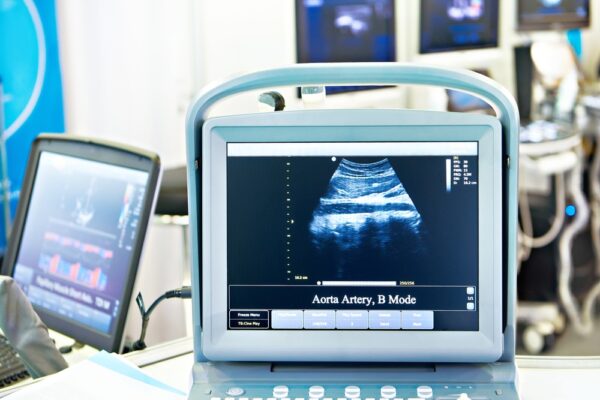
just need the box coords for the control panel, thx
[203,383,517,400]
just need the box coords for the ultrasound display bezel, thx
[202,109,502,362]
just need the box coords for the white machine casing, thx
[185,63,520,400]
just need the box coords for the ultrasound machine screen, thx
[11,151,149,338]
[227,142,479,332]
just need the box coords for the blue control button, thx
[336,310,368,329]
[271,310,304,329]
[369,310,401,329]
[303,310,335,329]
[401,310,434,330]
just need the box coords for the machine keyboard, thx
[212,397,491,400]
[205,383,516,400]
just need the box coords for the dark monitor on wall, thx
[2,135,161,352]
[517,0,590,31]
[295,0,396,95]
[420,0,499,54]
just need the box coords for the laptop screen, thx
[12,151,149,336]
[226,142,478,332]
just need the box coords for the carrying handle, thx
[186,62,520,150]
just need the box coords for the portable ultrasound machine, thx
[185,64,520,400]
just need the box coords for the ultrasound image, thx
[309,158,424,278]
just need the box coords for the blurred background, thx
[2,0,600,357]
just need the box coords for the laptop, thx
[3,134,161,353]
[185,64,519,400]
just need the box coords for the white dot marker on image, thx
[331,156,337,162]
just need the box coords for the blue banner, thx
[0,0,65,253]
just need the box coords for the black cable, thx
[131,286,191,351]
[58,341,84,354]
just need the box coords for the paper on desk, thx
[87,350,186,395]
[6,351,186,400]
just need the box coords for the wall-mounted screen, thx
[296,0,396,94]
[517,0,590,31]
[420,0,499,54]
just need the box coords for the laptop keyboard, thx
[0,335,30,388]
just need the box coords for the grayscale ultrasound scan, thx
[227,152,478,284]
[310,158,424,278]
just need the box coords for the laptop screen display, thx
[12,151,149,336]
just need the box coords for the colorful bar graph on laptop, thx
[37,231,113,291]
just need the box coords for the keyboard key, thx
[309,385,325,399]
[273,386,290,398]
[344,386,361,399]
[380,385,396,399]
[416,385,433,399]
[227,388,245,397]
